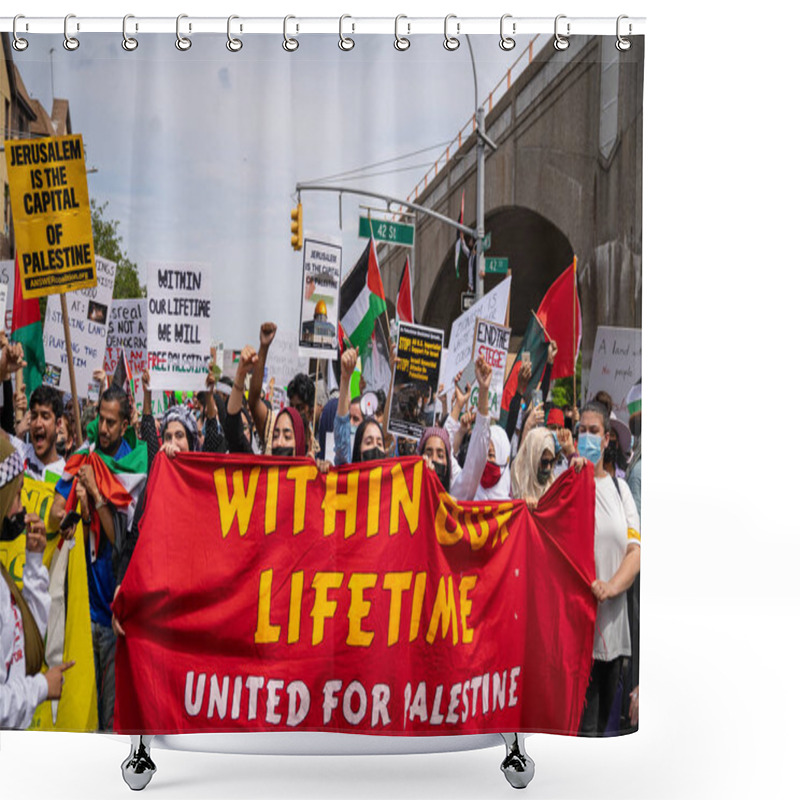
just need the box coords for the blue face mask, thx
[551,430,562,455]
[577,432,603,465]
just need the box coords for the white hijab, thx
[475,425,512,501]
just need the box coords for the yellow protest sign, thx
[0,477,98,731]
[4,134,96,298]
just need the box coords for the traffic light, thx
[290,202,303,251]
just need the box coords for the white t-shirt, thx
[593,475,641,661]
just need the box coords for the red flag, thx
[536,258,581,380]
[396,256,414,324]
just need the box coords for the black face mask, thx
[271,446,294,457]
[1,511,27,542]
[605,441,618,466]
[55,438,68,457]
[360,447,385,463]
[433,459,450,491]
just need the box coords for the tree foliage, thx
[550,351,582,409]
[91,199,145,299]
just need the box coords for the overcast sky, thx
[13,33,521,347]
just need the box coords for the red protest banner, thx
[114,455,596,736]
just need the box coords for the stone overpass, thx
[378,34,643,385]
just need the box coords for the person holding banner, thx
[510,428,560,511]
[270,406,306,458]
[1,436,74,729]
[576,400,641,736]
[420,355,492,501]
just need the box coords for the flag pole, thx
[60,293,83,446]
[14,368,24,427]
[572,255,577,408]
[312,357,320,451]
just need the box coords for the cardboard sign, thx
[466,317,511,419]
[104,299,148,412]
[586,325,642,424]
[0,260,15,334]
[4,134,96,298]
[146,262,212,392]
[298,234,342,361]
[388,322,445,441]
[441,277,511,394]
[42,256,117,397]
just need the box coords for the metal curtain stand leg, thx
[121,734,157,790]
[500,732,535,789]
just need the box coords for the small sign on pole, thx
[460,292,475,312]
[485,257,509,274]
[358,216,415,247]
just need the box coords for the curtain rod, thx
[0,16,646,37]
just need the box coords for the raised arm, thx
[249,322,277,444]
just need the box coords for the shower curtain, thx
[1,23,643,743]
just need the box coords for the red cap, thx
[546,408,565,428]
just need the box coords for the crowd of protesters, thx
[0,319,641,774]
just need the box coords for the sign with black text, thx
[42,256,116,397]
[388,322,444,441]
[146,262,212,392]
[298,235,342,361]
[4,134,96,298]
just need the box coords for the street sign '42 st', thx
[359,216,415,247]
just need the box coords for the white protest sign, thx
[104,299,148,412]
[42,255,117,397]
[467,318,511,419]
[146,262,211,392]
[586,326,642,424]
[298,234,342,361]
[440,276,511,393]
[0,260,15,334]
[267,327,309,391]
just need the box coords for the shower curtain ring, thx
[176,14,192,51]
[616,15,632,51]
[227,15,243,52]
[283,16,299,52]
[122,15,139,51]
[553,14,570,51]
[499,14,516,51]
[443,14,460,51]
[63,14,80,51]
[339,15,355,51]
[394,15,410,51]
[12,15,28,51]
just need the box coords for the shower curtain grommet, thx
[616,15,632,51]
[499,14,516,51]
[122,15,139,52]
[553,14,570,51]
[63,14,80,51]
[394,15,410,50]
[283,15,299,52]
[443,14,460,51]
[339,15,355,51]
[226,15,243,52]
[175,14,192,51]
[12,15,28,51]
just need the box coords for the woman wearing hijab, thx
[510,427,559,511]
[270,406,307,457]
[1,435,73,729]
[475,425,512,502]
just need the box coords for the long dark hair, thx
[352,416,385,463]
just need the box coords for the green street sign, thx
[359,217,415,247]
[485,257,509,274]
[482,232,492,251]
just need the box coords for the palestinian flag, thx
[339,237,387,356]
[625,379,642,417]
[536,257,582,380]
[60,417,148,562]
[499,312,550,427]
[11,254,46,400]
